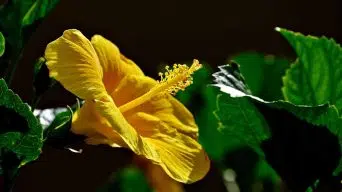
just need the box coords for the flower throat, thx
[119,59,202,113]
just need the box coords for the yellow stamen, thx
[119,59,202,113]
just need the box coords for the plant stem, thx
[4,48,22,87]
[3,169,18,192]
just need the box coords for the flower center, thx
[119,59,202,113]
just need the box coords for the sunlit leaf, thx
[231,52,290,100]
[37,100,84,150]
[213,63,342,190]
[43,107,72,139]
[278,27,342,113]
[212,64,282,191]
[278,27,342,175]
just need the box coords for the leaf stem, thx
[4,45,23,87]
[3,169,18,192]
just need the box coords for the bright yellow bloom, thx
[44,29,210,184]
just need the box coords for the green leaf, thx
[277,27,342,175]
[175,65,226,159]
[231,52,290,100]
[22,0,60,27]
[0,32,4,57]
[40,100,85,149]
[183,64,280,191]
[0,78,43,172]
[43,106,73,139]
[0,0,60,85]
[119,167,152,192]
[278,27,342,112]
[213,63,269,155]
[213,89,281,191]
[0,0,59,45]
[214,93,270,156]
[0,0,34,47]
[214,63,342,187]
[305,179,319,192]
[98,167,152,192]
[253,160,282,192]
[319,106,342,175]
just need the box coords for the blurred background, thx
[4,0,341,191]
[12,0,342,106]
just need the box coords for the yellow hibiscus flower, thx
[44,29,210,185]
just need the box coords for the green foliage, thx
[212,64,282,191]
[0,2,341,189]
[0,32,4,57]
[43,106,73,139]
[176,65,230,160]
[177,64,213,104]
[279,27,342,113]
[278,27,342,175]
[177,63,282,191]
[214,93,270,156]
[118,167,152,192]
[0,0,59,46]
[305,179,319,192]
[253,160,282,191]
[215,80,340,158]
[0,78,43,167]
[309,105,342,175]
[0,0,60,85]
[21,0,60,27]
[0,78,43,191]
[197,87,228,160]
[98,167,152,192]
[39,100,86,152]
[232,52,290,101]
[213,62,342,190]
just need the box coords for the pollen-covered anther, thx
[157,59,202,95]
[118,59,202,113]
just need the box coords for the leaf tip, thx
[274,27,282,32]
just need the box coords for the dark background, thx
[11,0,342,107]
[5,0,342,191]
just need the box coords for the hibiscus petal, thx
[128,112,210,183]
[90,35,144,93]
[113,75,210,182]
[111,75,157,107]
[93,94,161,163]
[151,138,209,183]
[46,29,209,183]
[45,29,107,100]
[72,101,127,148]
[113,75,198,138]
[153,97,199,139]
